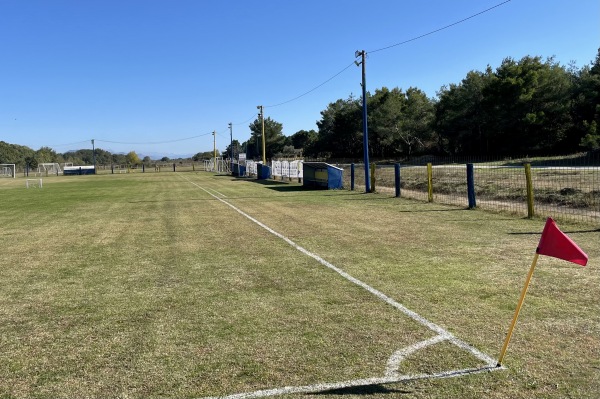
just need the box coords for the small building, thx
[257,163,271,180]
[232,163,246,177]
[302,162,343,189]
[63,165,96,175]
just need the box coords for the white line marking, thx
[177,174,502,397]
[385,335,448,377]
[211,189,227,197]
[203,186,227,197]
[202,366,499,399]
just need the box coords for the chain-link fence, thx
[335,152,600,225]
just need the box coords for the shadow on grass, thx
[250,179,292,186]
[311,384,412,396]
[508,228,600,234]
[128,198,222,204]
[265,186,353,193]
[127,192,357,203]
[341,194,405,201]
[393,207,469,212]
[266,185,311,192]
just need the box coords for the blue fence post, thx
[350,163,355,191]
[467,163,476,209]
[395,163,401,197]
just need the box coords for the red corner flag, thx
[497,217,589,366]
[536,218,588,266]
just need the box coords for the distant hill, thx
[138,152,194,160]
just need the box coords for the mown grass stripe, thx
[178,174,502,398]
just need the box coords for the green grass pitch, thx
[0,172,598,398]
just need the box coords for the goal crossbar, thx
[38,163,62,175]
[0,163,16,178]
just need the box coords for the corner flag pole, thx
[498,218,587,367]
[497,252,539,367]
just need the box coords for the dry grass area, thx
[0,172,598,398]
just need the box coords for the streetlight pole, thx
[257,105,266,164]
[355,50,371,193]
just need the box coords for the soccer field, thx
[0,172,598,398]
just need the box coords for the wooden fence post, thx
[395,163,401,197]
[427,163,433,202]
[370,163,376,193]
[524,163,534,218]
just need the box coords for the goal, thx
[0,164,16,178]
[38,163,62,176]
[26,178,43,188]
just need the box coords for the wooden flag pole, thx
[497,252,539,366]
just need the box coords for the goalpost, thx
[38,163,62,176]
[0,164,16,178]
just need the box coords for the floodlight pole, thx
[257,105,266,164]
[91,139,96,174]
[228,122,233,173]
[355,50,371,193]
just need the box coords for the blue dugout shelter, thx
[302,162,343,189]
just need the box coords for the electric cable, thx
[214,129,229,138]
[48,1,510,151]
[264,61,356,108]
[45,140,91,148]
[96,132,213,146]
[368,0,511,54]
[231,114,257,126]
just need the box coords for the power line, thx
[214,128,229,138]
[96,132,213,146]
[45,140,91,148]
[368,0,511,54]
[259,2,510,110]
[231,114,257,126]
[264,61,356,108]
[250,1,510,128]
[54,2,510,149]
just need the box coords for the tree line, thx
[234,50,600,161]
[2,50,599,167]
[0,144,160,169]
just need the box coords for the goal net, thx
[0,164,16,178]
[26,179,43,188]
[38,163,62,175]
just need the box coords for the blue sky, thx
[1,0,598,158]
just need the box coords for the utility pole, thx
[212,131,217,172]
[257,105,266,164]
[228,122,233,174]
[91,139,96,174]
[355,50,371,193]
